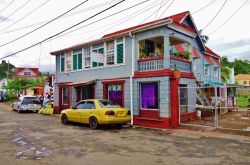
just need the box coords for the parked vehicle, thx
[12,95,41,113]
[60,99,131,129]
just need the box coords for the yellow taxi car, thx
[60,99,131,129]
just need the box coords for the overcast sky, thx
[0,0,249,72]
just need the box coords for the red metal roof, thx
[192,47,201,59]
[205,46,220,59]
[213,58,222,67]
[102,11,195,39]
[13,67,40,78]
[204,55,214,65]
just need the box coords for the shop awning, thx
[69,79,96,86]
[204,55,214,65]
[192,47,201,59]
[175,45,185,53]
[213,58,222,67]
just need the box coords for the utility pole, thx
[7,61,9,80]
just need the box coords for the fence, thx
[179,85,250,131]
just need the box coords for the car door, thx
[70,101,85,123]
[79,101,96,124]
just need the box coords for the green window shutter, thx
[117,43,123,64]
[61,57,65,72]
[92,62,97,67]
[78,53,82,69]
[98,48,104,54]
[73,54,77,70]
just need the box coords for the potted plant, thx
[183,51,191,60]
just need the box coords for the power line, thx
[157,0,175,19]
[0,0,126,60]
[154,0,164,20]
[84,0,160,41]
[0,0,89,47]
[0,0,120,34]
[52,0,149,41]
[202,0,227,31]
[1,0,51,32]
[139,0,169,24]
[208,0,247,35]
[0,0,32,24]
[192,0,216,14]
[0,0,16,14]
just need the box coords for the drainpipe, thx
[129,31,134,125]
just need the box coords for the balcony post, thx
[164,33,170,68]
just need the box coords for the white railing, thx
[138,59,164,71]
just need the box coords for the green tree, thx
[221,66,231,83]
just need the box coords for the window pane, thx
[117,43,123,64]
[140,83,158,109]
[78,53,82,69]
[66,52,72,71]
[73,54,77,70]
[107,41,115,65]
[107,84,122,106]
[61,57,65,72]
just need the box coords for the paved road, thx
[0,103,250,165]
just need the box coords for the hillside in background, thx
[221,57,250,75]
[0,60,15,79]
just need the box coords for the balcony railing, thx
[138,57,164,71]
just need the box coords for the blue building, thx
[51,11,222,128]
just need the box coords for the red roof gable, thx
[205,46,221,59]
[204,55,214,65]
[13,67,40,78]
[102,11,195,39]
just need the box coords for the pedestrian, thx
[39,93,44,107]
[43,93,50,109]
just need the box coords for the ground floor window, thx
[62,87,69,106]
[81,85,94,100]
[179,84,188,113]
[140,82,159,110]
[107,84,122,106]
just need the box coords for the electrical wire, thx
[139,0,169,24]
[1,0,51,32]
[157,0,175,19]
[202,0,227,31]
[192,0,216,14]
[0,0,16,14]
[0,0,32,24]
[0,0,120,34]
[153,0,164,20]
[0,0,89,47]
[0,0,126,60]
[51,0,149,41]
[85,0,161,41]
[208,0,247,35]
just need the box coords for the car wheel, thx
[89,117,99,130]
[17,109,21,113]
[61,114,69,124]
[36,110,39,113]
[12,105,15,111]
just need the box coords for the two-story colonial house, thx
[51,11,222,128]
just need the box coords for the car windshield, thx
[98,100,121,108]
[22,97,40,105]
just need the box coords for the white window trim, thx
[214,67,219,77]
[204,65,210,76]
[82,48,85,69]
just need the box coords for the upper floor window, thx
[204,65,210,76]
[66,52,72,72]
[84,47,91,68]
[72,49,82,70]
[92,47,104,67]
[169,37,191,60]
[214,67,219,77]
[139,36,164,59]
[106,41,114,65]
[116,38,124,64]
[24,72,31,76]
[60,54,65,72]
